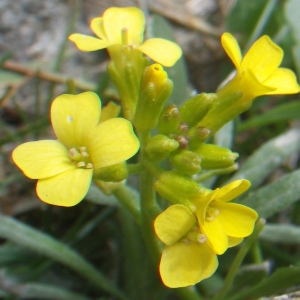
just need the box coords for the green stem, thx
[175,287,203,300]
[113,185,141,225]
[142,156,164,177]
[127,163,143,174]
[212,219,265,300]
[139,131,162,264]
[251,240,263,264]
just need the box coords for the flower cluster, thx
[12,5,300,294]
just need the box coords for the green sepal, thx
[179,93,216,127]
[157,104,180,135]
[197,91,246,134]
[133,65,173,132]
[93,162,128,182]
[169,150,201,175]
[194,143,239,170]
[145,134,179,162]
[154,171,205,207]
[107,45,149,120]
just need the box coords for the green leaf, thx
[285,0,300,77]
[149,14,189,105]
[240,169,300,218]
[238,101,300,132]
[229,128,300,190]
[260,223,300,244]
[0,214,128,300]
[228,267,300,300]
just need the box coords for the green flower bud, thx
[93,162,128,182]
[179,93,216,127]
[158,104,180,135]
[133,64,173,132]
[154,171,205,207]
[169,150,201,175]
[145,134,179,162]
[195,144,239,170]
[188,126,211,149]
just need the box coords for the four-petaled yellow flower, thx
[69,7,182,67]
[12,92,139,207]
[154,204,218,288]
[195,180,258,255]
[219,32,300,101]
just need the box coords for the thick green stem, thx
[213,219,265,300]
[113,185,141,225]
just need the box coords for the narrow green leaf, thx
[260,223,300,244]
[0,70,24,86]
[238,101,300,131]
[240,169,300,218]
[228,267,300,300]
[0,214,128,300]
[229,128,300,190]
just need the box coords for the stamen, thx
[80,146,87,152]
[86,163,93,169]
[197,234,207,244]
[69,148,80,159]
[122,28,129,45]
[206,216,215,221]
[81,152,89,157]
[77,161,86,168]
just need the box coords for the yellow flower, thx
[154,204,218,288]
[12,92,139,207]
[69,7,182,67]
[219,32,300,101]
[195,180,258,255]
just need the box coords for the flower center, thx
[205,206,220,221]
[182,227,207,245]
[68,146,93,169]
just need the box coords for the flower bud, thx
[188,126,211,149]
[145,134,179,162]
[169,150,201,175]
[180,93,216,127]
[154,171,205,207]
[93,162,128,182]
[158,104,180,135]
[133,64,173,132]
[194,144,239,170]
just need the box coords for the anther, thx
[80,146,87,152]
[197,234,206,244]
[86,163,93,169]
[77,162,86,168]
[81,152,89,157]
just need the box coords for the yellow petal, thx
[103,7,145,45]
[99,102,121,123]
[228,236,244,247]
[12,140,73,179]
[90,17,107,40]
[195,190,218,224]
[36,168,93,206]
[264,68,300,95]
[242,35,283,81]
[217,179,250,203]
[138,38,182,67]
[154,205,196,246]
[87,118,139,169]
[221,32,242,70]
[160,241,218,288]
[215,202,258,237]
[68,34,113,51]
[51,92,101,148]
[201,217,228,255]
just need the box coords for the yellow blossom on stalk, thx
[154,204,218,288]
[12,92,139,207]
[69,7,182,67]
[218,32,300,100]
[195,180,258,255]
